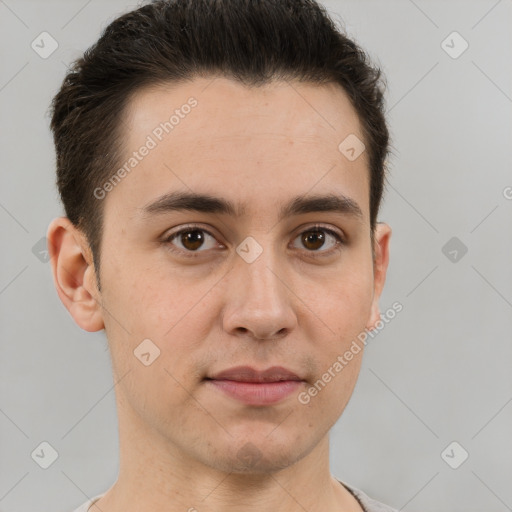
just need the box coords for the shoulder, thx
[338,479,399,512]
[70,493,105,512]
[71,485,398,512]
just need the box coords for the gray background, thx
[0,0,511,511]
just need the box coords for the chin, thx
[206,438,307,475]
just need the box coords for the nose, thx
[221,246,297,341]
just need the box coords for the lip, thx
[207,365,303,382]
[205,366,305,405]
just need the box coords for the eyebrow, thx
[140,191,364,222]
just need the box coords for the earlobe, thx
[365,222,392,331]
[47,217,105,332]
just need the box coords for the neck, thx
[91,396,363,512]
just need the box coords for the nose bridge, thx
[223,234,296,339]
[236,237,286,306]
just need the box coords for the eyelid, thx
[292,222,346,243]
[162,223,219,239]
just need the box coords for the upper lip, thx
[207,366,303,383]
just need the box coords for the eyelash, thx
[162,224,345,259]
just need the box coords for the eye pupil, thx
[181,230,204,250]
[302,230,325,250]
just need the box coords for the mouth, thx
[204,366,305,405]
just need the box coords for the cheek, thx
[313,258,374,339]
[102,273,206,420]
[301,259,373,409]
[103,254,207,336]
[101,265,218,389]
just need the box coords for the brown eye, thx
[291,227,343,255]
[301,230,326,250]
[165,228,219,254]
[179,230,205,251]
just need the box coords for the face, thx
[51,76,390,475]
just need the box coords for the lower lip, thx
[206,379,303,405]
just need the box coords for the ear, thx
[365,222,392,331]
[46,217,104,332]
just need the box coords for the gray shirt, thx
[71,480,398,512]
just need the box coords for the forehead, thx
[107,76,370,222]
[124,77,363,147]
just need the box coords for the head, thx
[48,0,391,476]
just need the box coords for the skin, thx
[48,77,391,512]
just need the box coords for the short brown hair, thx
[49,0,390,290]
